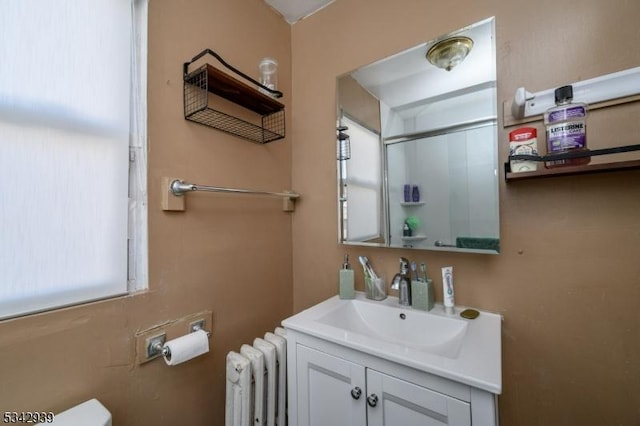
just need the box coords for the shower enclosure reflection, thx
[337,17,500,254]
[386,124,498,251]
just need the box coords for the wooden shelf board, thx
[505,160,640,181]
[203,64,284,115]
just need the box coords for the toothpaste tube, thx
[441,266,455,315]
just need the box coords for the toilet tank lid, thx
[39,399,111,426]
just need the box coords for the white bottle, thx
[441,266,455,315]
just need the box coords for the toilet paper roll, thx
[163,329,209,366]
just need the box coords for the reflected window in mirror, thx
[338,116,384,244]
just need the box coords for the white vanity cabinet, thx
[282,294,501,426]
[287,331,498,426]
[296,344,366,426]
[367,369,471,426]
[296,344,470,426]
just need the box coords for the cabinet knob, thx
[367,394,379,407]
[350,386,362,400]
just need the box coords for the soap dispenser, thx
[339,254,355,299]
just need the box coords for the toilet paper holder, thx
[146,320,211,360]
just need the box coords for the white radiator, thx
[225,327,287,426]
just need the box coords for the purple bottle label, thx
[403,184,411,202]
[547,121,587,152]
[547,105,586,123]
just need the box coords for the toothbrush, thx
[364,256,379,280]
[358,256,370,278]
[411,261,418,281]
[358,256,378,280]
[420,262,428,282]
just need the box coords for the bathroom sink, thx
[282,292,502,393]
[316,297,468,358]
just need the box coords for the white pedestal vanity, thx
[282,292,502,426]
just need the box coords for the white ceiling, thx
[264,0,335,24]
[350,18,496,110]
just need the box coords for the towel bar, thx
[161,177,299,212]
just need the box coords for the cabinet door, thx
[296,345,367,426]
[366,369,471,426]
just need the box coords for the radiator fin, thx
[240,344,265,426]
[225,351,252,426]
[264,332,287,426]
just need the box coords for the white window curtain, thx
[0,0,146,319]
[342,117,382,241]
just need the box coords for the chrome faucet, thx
[390,257,412,306]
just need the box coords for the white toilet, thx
[37,399,111,426]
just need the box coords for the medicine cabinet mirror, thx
[336,17,500,254]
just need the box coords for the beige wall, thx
[291,0,640,425]
[2,1,639,425]
[0,1,292,425]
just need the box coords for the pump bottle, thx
[339,254,355,299]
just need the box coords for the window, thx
[0,0,148,320]
[341,116,383,242]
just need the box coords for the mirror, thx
[337,17,499,254]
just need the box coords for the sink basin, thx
[317,297,468,358]
[282,291,502,394]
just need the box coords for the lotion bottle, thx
[441,266,455,315]
[339,255,355,299]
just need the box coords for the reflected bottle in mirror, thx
[403,222,412,237]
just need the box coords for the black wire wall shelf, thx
[183,49,285,144]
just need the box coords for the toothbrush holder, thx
[411,279,435,311]
[365,275,387,301]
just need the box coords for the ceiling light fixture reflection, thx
[426,36,474,71]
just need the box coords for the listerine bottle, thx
[544,85,590,168]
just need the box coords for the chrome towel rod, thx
[170,179,300,199]
[162,178,300,212]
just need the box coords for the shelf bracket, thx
[510,66,640,120]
